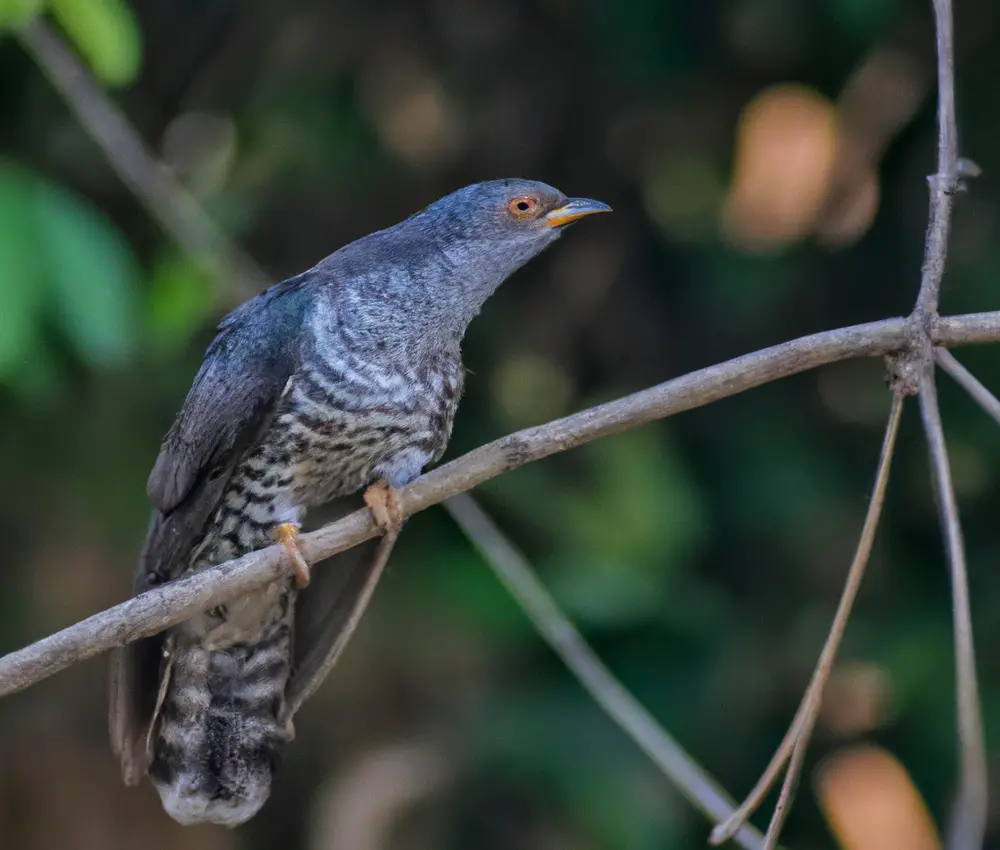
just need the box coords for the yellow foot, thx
[276,522,311,587]
[363,479,405,532]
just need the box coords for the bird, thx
[108,178,610,827]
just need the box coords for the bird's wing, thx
[147,272,314,516]
[109,272,313,784]
[284,530,399,724]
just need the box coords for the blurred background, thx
[1,0,1000,848]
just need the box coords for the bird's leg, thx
[364,479,405,533]
[276,522,311,587]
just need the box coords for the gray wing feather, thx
[109,274,311,783]
[284,533,398,723]
[147,273,312,514]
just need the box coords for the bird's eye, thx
[508,196,540,220]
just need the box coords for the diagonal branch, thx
[0,314,996,700]
[935,348,1000,428]
[919,369,987,850]
[17,19,268,296]
[443,493,767,850]
[711,393,904,847]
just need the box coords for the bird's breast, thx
[271,355,463,505]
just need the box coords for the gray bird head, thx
[414,179,610,301]
[417,177,609,252]
[331,179,610,345]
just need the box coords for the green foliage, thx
[0,0,141,86]
[0,0,43,28]
[0,167,46,377]
[48,0,141,84]
[0,162,140,391]
[548,429,709,627]
[36,177,139,366]
[145,253,218,351]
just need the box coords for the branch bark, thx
[910,2,988,846]
[936,349,1000,428]
[0,312,997,699]
[921,373,988,850]
[914,0,959,318]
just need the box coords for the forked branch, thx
[914,0,989,845]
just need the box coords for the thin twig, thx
[919,369,987,850]
[711,394,904,846]
[912,2,988,846]
[763,730,810,850]
[17,19,268,297]
[936,349,1000,428]
[914,0,959,317]
[0,314,995,698]
[442,493,766,850]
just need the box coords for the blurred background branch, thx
[445,492,767,850]
[17,19,268,299]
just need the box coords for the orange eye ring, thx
[508,196,540,219]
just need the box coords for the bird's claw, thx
[364,480,405,533]
[276,522,311,587]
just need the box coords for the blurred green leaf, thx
[0,0,44,29]
[34,177,139,366]
[50,0,141,85]
[418,545,537,643]
[475,687,680,849]
[146,253,217,350]
[547,428,708,626]
[8,334,63,399]
[0,164,45,382]
[557,428,707,565]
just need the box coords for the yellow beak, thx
[545,197,612,228]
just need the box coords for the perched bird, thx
[108,179,610,827]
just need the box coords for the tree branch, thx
[920,370,988,850]
[0,313,995,699]
[711,393,904,846]
[936,349,1000,428]
[909,2,988,846]
[443,493,767,850]
[914,0,959,318]
[17,19,269,296]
